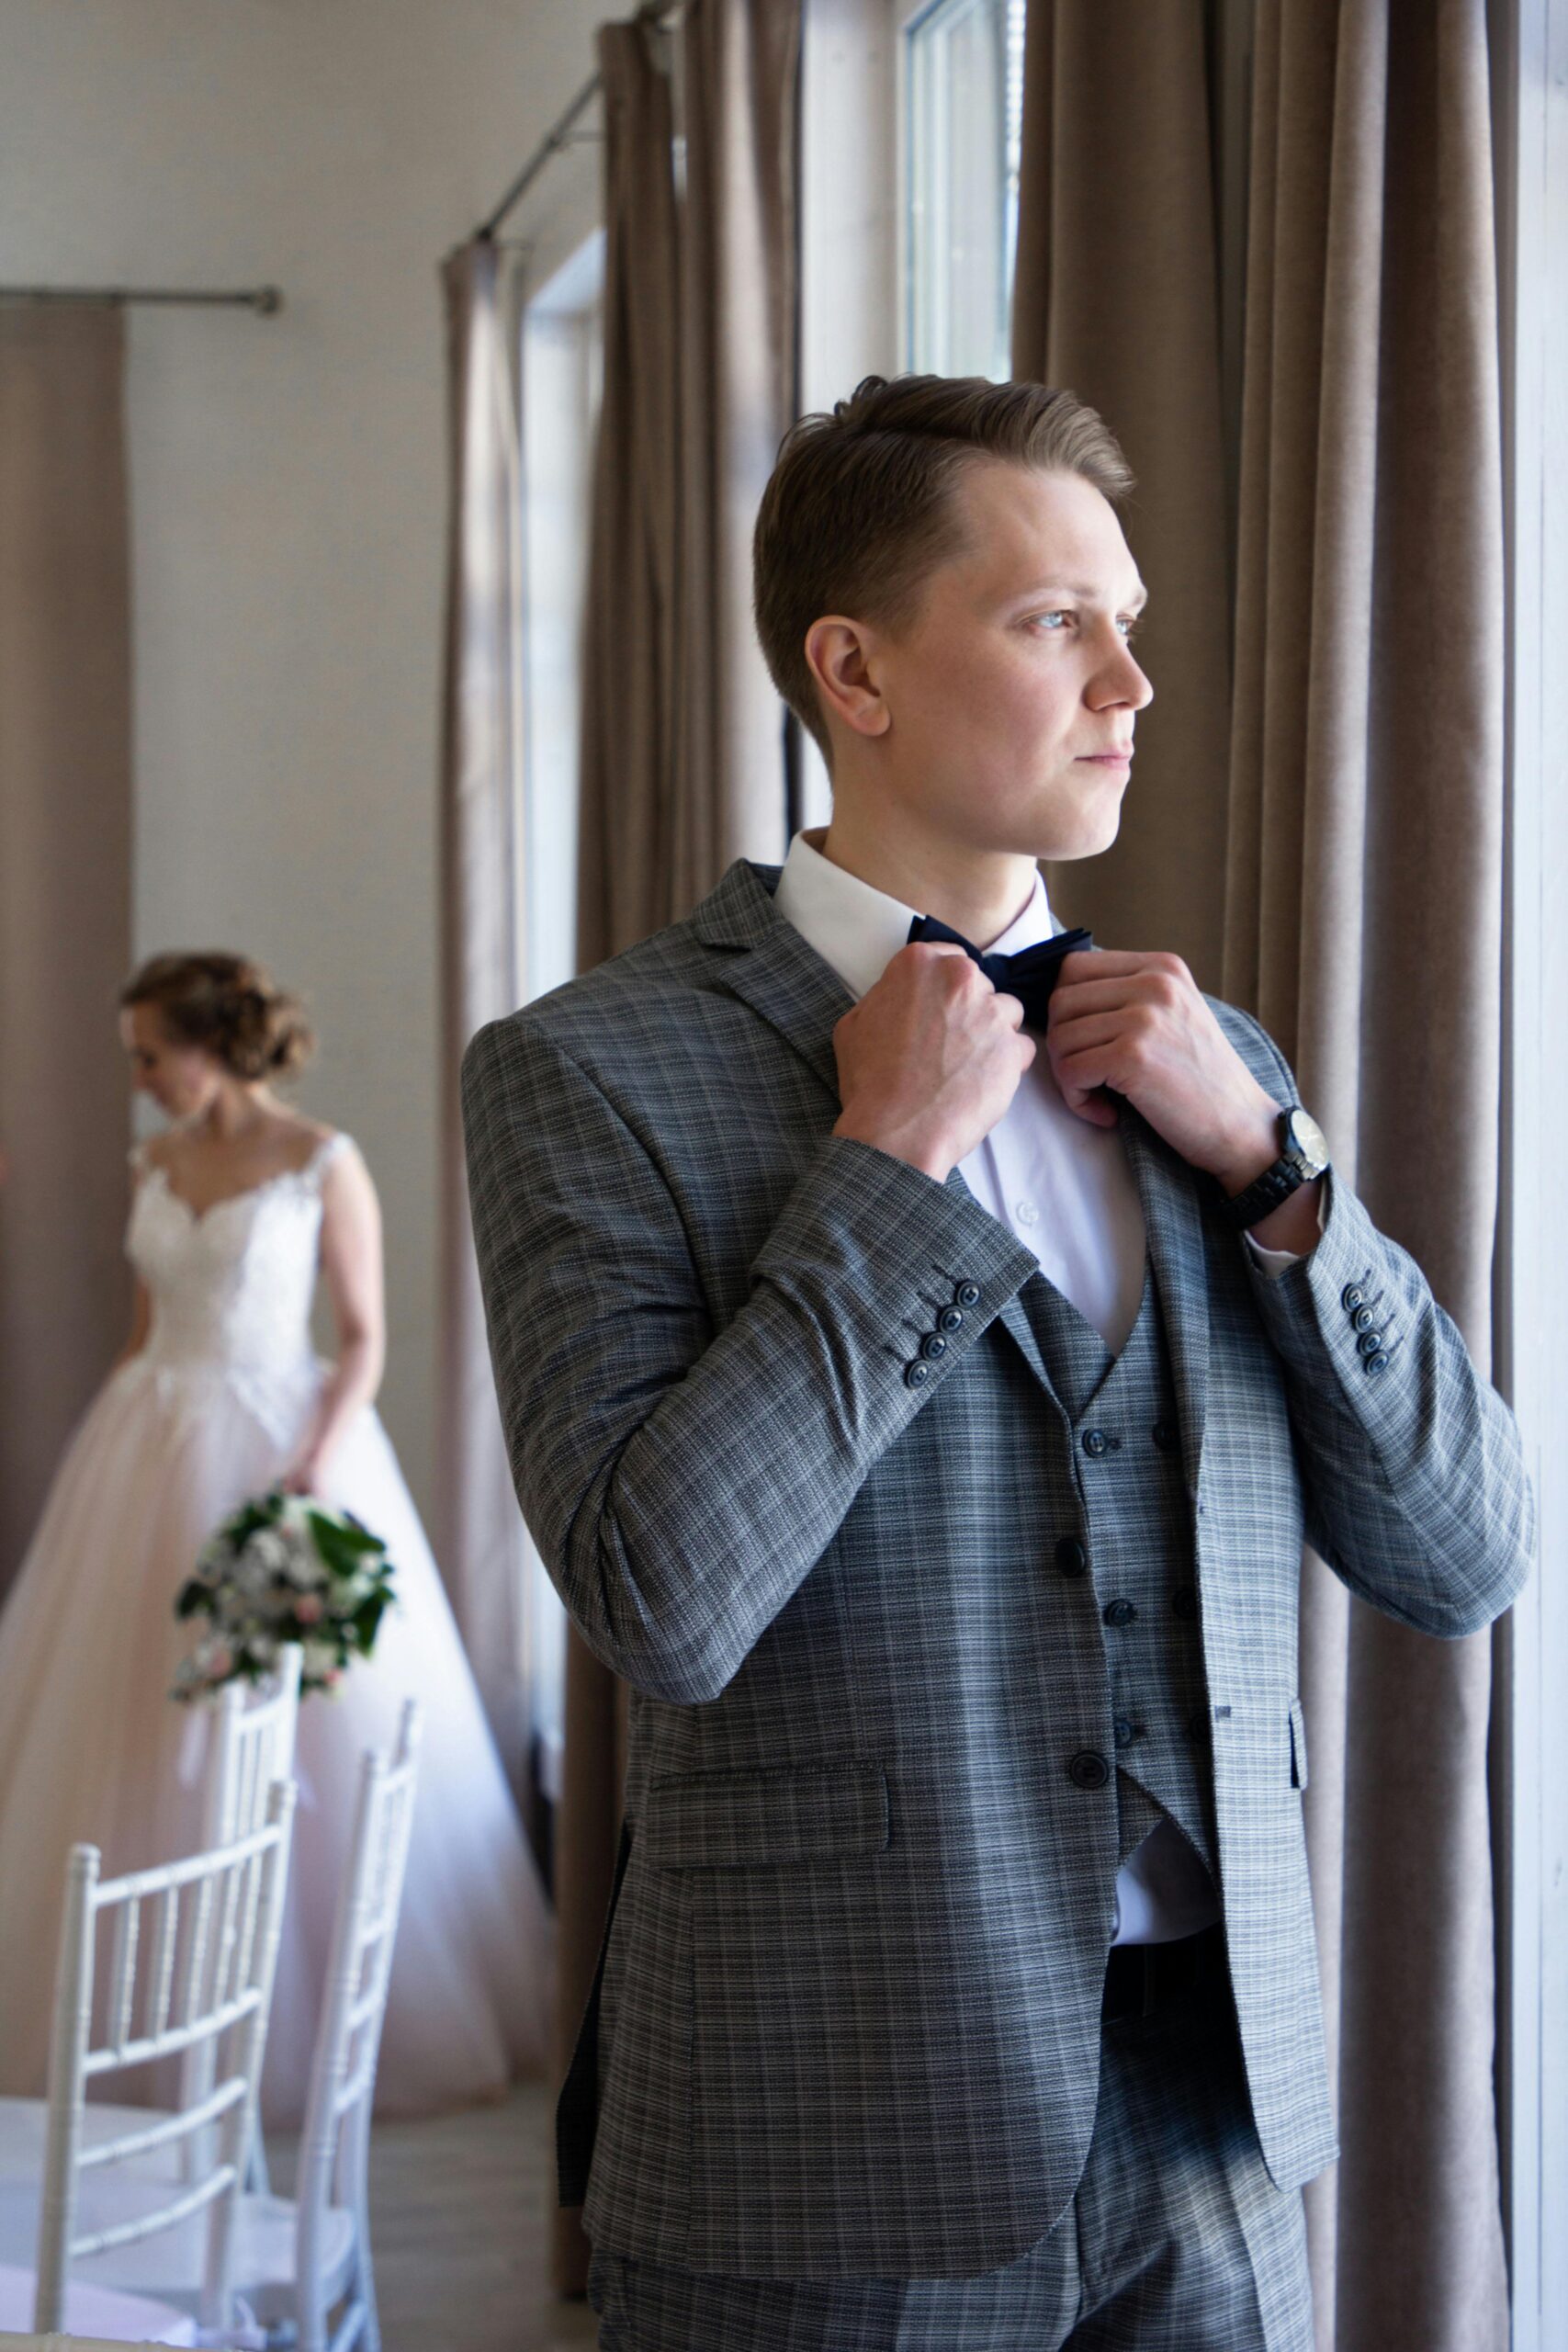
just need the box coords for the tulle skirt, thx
[0,1352,554,2125]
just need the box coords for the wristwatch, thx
[1217,1105,1331,1230]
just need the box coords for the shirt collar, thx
[772,827,1058,1002]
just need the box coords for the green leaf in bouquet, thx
[307,1508,386,1563]
[350,1591,390,1654]
[174,1579,215,1621]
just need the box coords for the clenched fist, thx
[831,943,1035,1183]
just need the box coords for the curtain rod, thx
[471,0,682,243]
[0,285,282,314]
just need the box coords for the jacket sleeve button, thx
[919,1331,948,1361]
[904,1360,932,1389]
[1342,1283,1364,1311]
[1365,1351,1390,1374]
[954,1280,982,1308]
[937,1304,965,1333]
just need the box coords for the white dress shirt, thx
[774,827,1306,1946]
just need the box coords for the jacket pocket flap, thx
[1289,1697,1309,1790]
[642,1761,890,1869]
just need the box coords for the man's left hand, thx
[1044,948,1282,1195]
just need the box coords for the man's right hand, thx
[830,944,1035,1183]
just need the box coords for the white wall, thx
[0,0,605,1516]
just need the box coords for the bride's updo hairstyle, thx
[120,952,315,1083]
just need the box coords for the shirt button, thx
[903,1360,932,1390]
[1068,1749,1111,1791]
[1102,1598,1137,1628]
[1342,1284,1364,1312]
[919,1331,948,1362]
[1152,1419,1179,1453]
[1171,1585,1199,1620]
[954,1280,982,1308]
[1055,1536,1089,1577]
[1014,1198,1039,1227]
[1082,1429,1109,1459]
[936,1304,965,1334]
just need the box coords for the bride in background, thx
[0,951,552,2124]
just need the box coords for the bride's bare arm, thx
[280,1142,387,1495]
[111,1279,152,1371]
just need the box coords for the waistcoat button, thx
[1068,1749,1111,1791]
[1103,1598,1137,1628]
[1054,1536,1089,1577]
[1152,1419,1179,1452]
[1171,1585,1198,1620]
[1082,1428,1109,1458]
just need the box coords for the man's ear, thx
[804,616,891,741]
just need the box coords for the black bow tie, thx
[906,913,1094,1028]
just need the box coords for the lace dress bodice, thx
[122,1132,350,1446]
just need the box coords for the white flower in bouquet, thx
[172,1488,397,1702]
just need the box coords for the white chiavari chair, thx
[0,1648,305,2199]
[241,1700,422,2352]
[0,1782,297,2342]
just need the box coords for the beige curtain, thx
[0,307,133,1599]
[1014,5,1510,2347]
[435,241,536,1808]
[559,0,801,2293]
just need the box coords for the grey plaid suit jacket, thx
[461,856,1533,2282]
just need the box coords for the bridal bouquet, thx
[172,1489,397,1702]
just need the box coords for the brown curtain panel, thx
[435,239,537,1813]
[560,0,801,2293]
[0,306,133,1599]
[1014,4,1511,2347]
[1010,0,1232,989]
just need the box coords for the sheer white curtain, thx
[435,238,536,1819]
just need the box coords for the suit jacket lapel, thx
[694,860,851,1109]
[1119,1108,1211,1501]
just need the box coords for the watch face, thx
[1285,1107,1330,1174]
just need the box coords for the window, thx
[516,228,604,1831]
[901,0,1026,378]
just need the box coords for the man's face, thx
[855,459,1152,862]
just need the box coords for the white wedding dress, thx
[0,1133,553,2126]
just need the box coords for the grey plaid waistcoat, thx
[1015,1269,1220,1885]
[459,855,1534,2282]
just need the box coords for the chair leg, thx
[358,2244,380,2352]
[246,2113,272,2197]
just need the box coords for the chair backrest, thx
[203,1644,304,1849]
[34,1779,298,2337]
[292,1702,422,2352]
